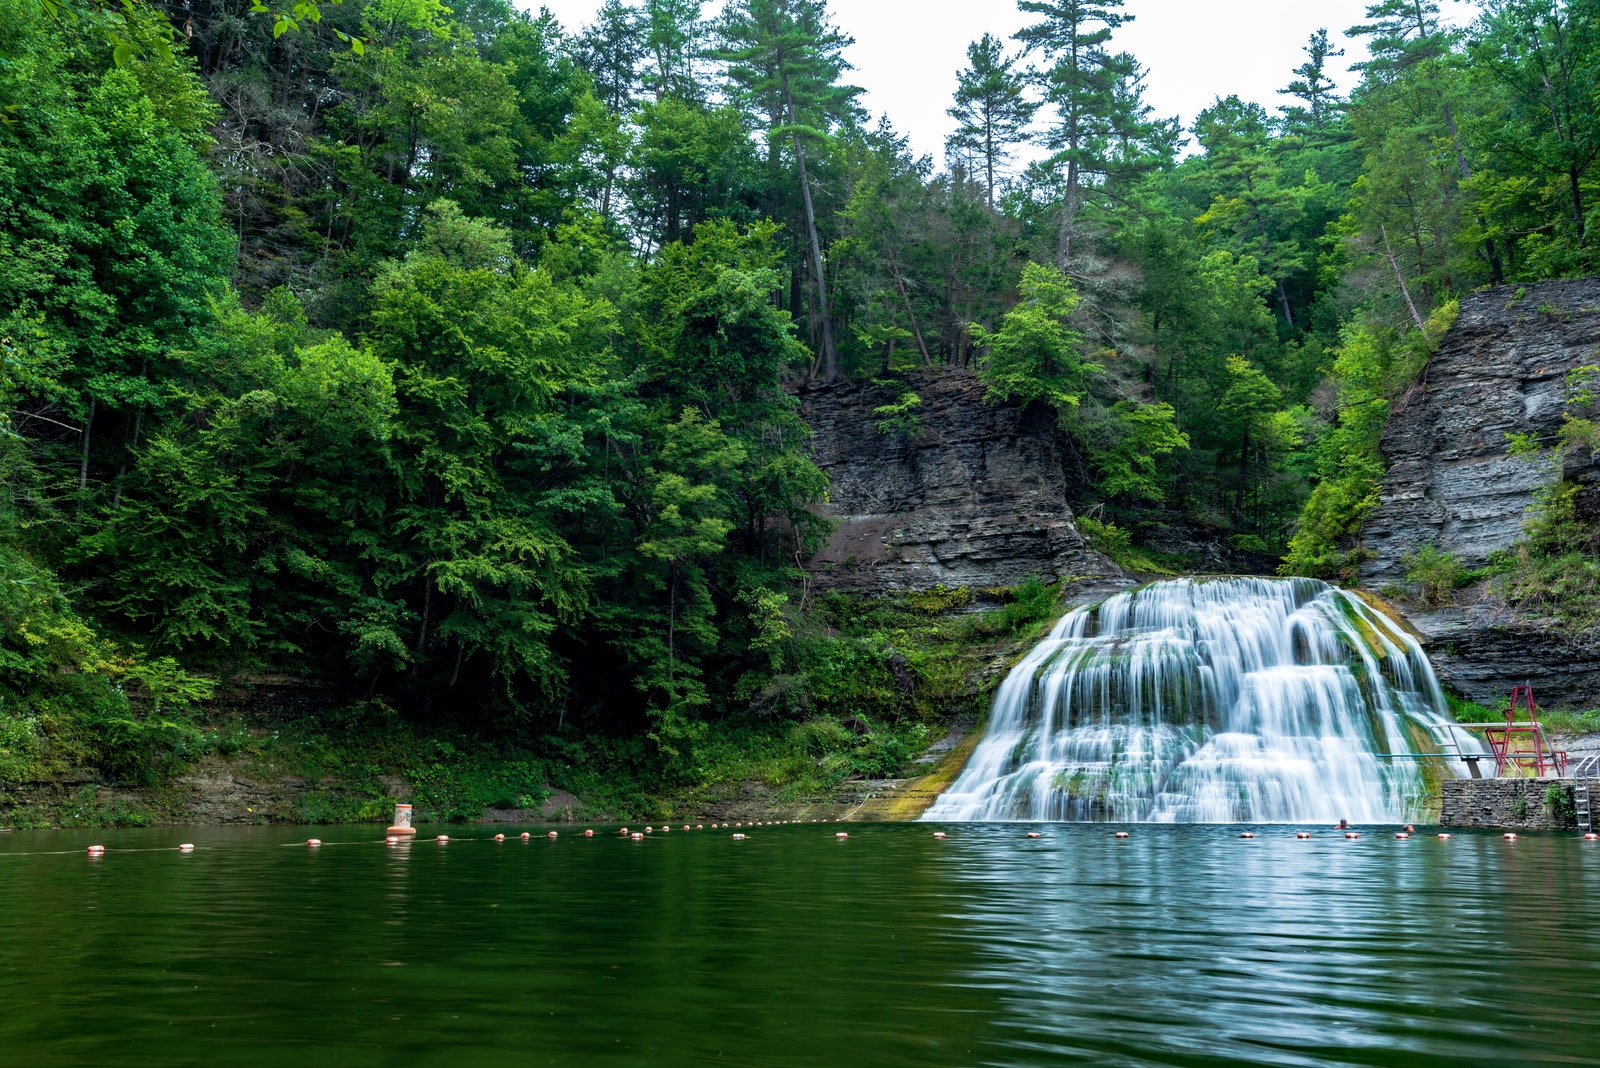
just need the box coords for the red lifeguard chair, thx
[1484,685,1568,778]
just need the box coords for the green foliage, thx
[1091,401,1188,502]
[9,0,1600,801]
[1402,543,1464,606]
[901,585,972,615]
[1547,782,1576,823]
[973,262,1103,419]
[872,391,922,440]
[1282,303,1458,580]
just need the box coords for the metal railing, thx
[1568,755,1600,833]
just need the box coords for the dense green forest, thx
[2,0,1597,804]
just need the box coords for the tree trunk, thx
[78,396,95,495]
[782,72,838,384]
[1571,166,1588,247]
[1234,425,1250,525]
[985,117,996,211]
[1382,225,1428,331]
[1056,157,1079,269]
[892,268,931,364]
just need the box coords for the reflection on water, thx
[2,823,1598,1066]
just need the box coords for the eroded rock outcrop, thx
[1403,603,1600,709]
[800,369,1123,594]
[1360,278,1600,587]
[1358,279,1600,710]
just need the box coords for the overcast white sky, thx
[523,0,1480,161]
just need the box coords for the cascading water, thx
[925,577,1484,824]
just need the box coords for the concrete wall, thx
[1440,778,1595,830]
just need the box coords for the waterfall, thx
[924,577,1484,823]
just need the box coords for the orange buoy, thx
[1239,832,1255,839]
[584,829,595,837]
[307,838,323,848]
[1585,833,1598,841]
[1114,831,1129,839]
[520,832,531,840]
[494,833,506,842]
[696,824,704,830]
[1438,833,1452,839]
[386,803,418,837]
[1504,832,1518,841]
[436,835,449,844]
[732,833,746,840]
[835,832,849,839]
[933,832,947,839]
[87,844,105,854]
[548,831,558,839]
[631,832,644,841]
[1345,832,1359,839]
[682,825,690,832]
[178,843,195,852]
[1026,832,1042,839]
[1296,832,1311,839]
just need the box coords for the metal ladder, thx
[1570,755,1600,833]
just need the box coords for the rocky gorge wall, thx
[1361,279,1600,587]
[799,369,1125,595]
[1358,279,1600,710]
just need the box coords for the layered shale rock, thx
[1359,279,1600,710]
[1360,278,1600,588]
[1404,603,1600,710]
[800,369,1123,594]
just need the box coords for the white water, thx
[925,577,1484,823]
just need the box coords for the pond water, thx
[2,822,1597,1066]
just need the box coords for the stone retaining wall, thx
[1440,778,1595,830]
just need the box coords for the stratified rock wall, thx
[1360,279,1600,588]
[800,370,1122,593]
[1404,605,1600,709]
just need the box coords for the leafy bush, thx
[1546,783,1576,822]
[1402,543,1465,606]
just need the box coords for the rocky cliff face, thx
[1358,278,1600,710]
[1360,278,1600,588]
[1401,603,1600,709]
[799,369,1123,594]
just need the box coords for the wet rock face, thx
[1360,279,1600,588]
[800,369,1122,593]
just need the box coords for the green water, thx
[2,823,1598,1066]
